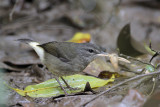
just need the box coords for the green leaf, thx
[145,65,154,72]
[144,43,156,55]
[12,74,114,97]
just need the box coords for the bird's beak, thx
[96,52,109,57]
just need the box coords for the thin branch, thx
[150,52,159,63]
[119,54,155,69]
[81,70,160,107]
[149,42,156,52]
[10,0,19,21]
[148,77,156,96]
[149,42,160,63]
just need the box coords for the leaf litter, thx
[0,0,160,107]
[11,74,115,97]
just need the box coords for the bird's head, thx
[72,43,107,66]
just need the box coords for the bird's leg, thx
[55,77,68,96]
[61,77,71,88]
[61,77,79,90]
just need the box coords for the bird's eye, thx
[88,49,94,53]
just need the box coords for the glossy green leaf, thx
[12,74,114,97]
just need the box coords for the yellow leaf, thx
[10,74,114,97]
[67,32,91,43]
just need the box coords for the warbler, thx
[17,39,106,95]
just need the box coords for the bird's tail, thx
[16,38,44,61]
[16,39,34,44]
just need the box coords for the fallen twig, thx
[119,54,155,69]
[148,77,156,96]
[10,0,19,21]
[81,69,160,107]
[149,42,160,63]
[9,0,24,21]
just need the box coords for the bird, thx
[17,39,106,95]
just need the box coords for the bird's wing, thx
[38,42,70,62]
